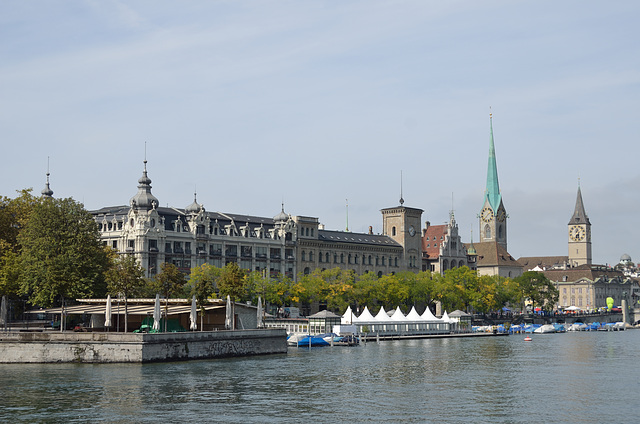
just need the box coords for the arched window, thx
[484,224,491,239]
[348,254,352,264]
[340,253,344,263]
[304,267,310,275]
[319,251,323,263]
[498,224,503,239]
[368,255,372,265]
[309,251,314,262]
[392,226,396,236]
[442,259,448,271]
[377,271,383,278]
[326,252,330,263]
[301,251,306,261]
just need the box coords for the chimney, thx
[368,226,373,235]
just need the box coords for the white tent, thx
[421,307,439,322]
[374,307,393,321]
[341,306,354,324]
[441,311,451,323]
[357,306,376,323]
[390,306,406,321]
[405,306,422,321]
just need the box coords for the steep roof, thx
[483,115,502,212]
[569,185,590,225]
[468,241,521,269]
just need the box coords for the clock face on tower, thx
[497,209,506,222]
[481,207,493,223]
[408,225,416,237]
[569,225,585,242]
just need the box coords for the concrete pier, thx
[0,329,287,363]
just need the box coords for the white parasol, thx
[257,296,263,328]
[152,293,161,331]
[225,295,232,330]
[104,295,112,328]
[189,295,197,331]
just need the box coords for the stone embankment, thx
[0,329,287,363]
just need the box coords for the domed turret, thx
[41,171,54,198]
[130,160,159,210]
[273,203,288,222]
[186,192,202,214]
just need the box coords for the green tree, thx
[352,272,381,311]
[0,190,39,298]
[105,253,145,332]
[217,262,246,330]
[188,263,220,330]
[515,271,559,312]
[17,197,109,315]
[151,262,186,332]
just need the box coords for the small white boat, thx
[533,324,556,334]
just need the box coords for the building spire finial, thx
[41,156,54,198]
[399,170,404,205]
[346,199,349,232]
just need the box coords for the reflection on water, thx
[1,331,639,423]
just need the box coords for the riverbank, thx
[0,329,287,363]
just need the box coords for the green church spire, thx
[484,113,502,211]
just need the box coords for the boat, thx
[295,335,330,347]
[533,324,556,334]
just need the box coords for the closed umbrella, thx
[152,294,161,331]
[257,296,263,328]
[190,295,197,331]
[104,295,112,329]
[1,295,7,331]
[225,295,232,330]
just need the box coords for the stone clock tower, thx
[478,114,508,251]
[568,185,592,267]
[381,199,423,271]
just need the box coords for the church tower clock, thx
[478,113,508,251]
[568,184,592,267]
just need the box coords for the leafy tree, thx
[352,272,381,311]
[17,197,109,312]
[0,190,39,298]
[150,262,186,332]
[217,262,246,330]
[515,271,559,312]
[437,266,478,312]
[188,263,220,329]
[105,253,145,332]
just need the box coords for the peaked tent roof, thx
[390,307,406,321]
[405,306,422,321]
[421,307,439,321]
[341,306,354,324]
[374,306,393,321]
[356,306,376,323]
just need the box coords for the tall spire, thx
[41,156,54,198]
[484,111,502,210]
[569,182,590,225]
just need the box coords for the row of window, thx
[300,251,400,267]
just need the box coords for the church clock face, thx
[497,209,506,222]
[481,207,493,222]
[569,225,585,242]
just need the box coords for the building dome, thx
[273,203,288,222]
[130,160,159,210]
[620,253,632,263]
[186,192,202,214]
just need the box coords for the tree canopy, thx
[16,196,109,307]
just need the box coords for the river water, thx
[1,330,638,423]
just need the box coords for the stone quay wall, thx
[0,329,287,363]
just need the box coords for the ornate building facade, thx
[91,161,416,281]
[421,211,477,274]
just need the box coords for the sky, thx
[1,1,639,267]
